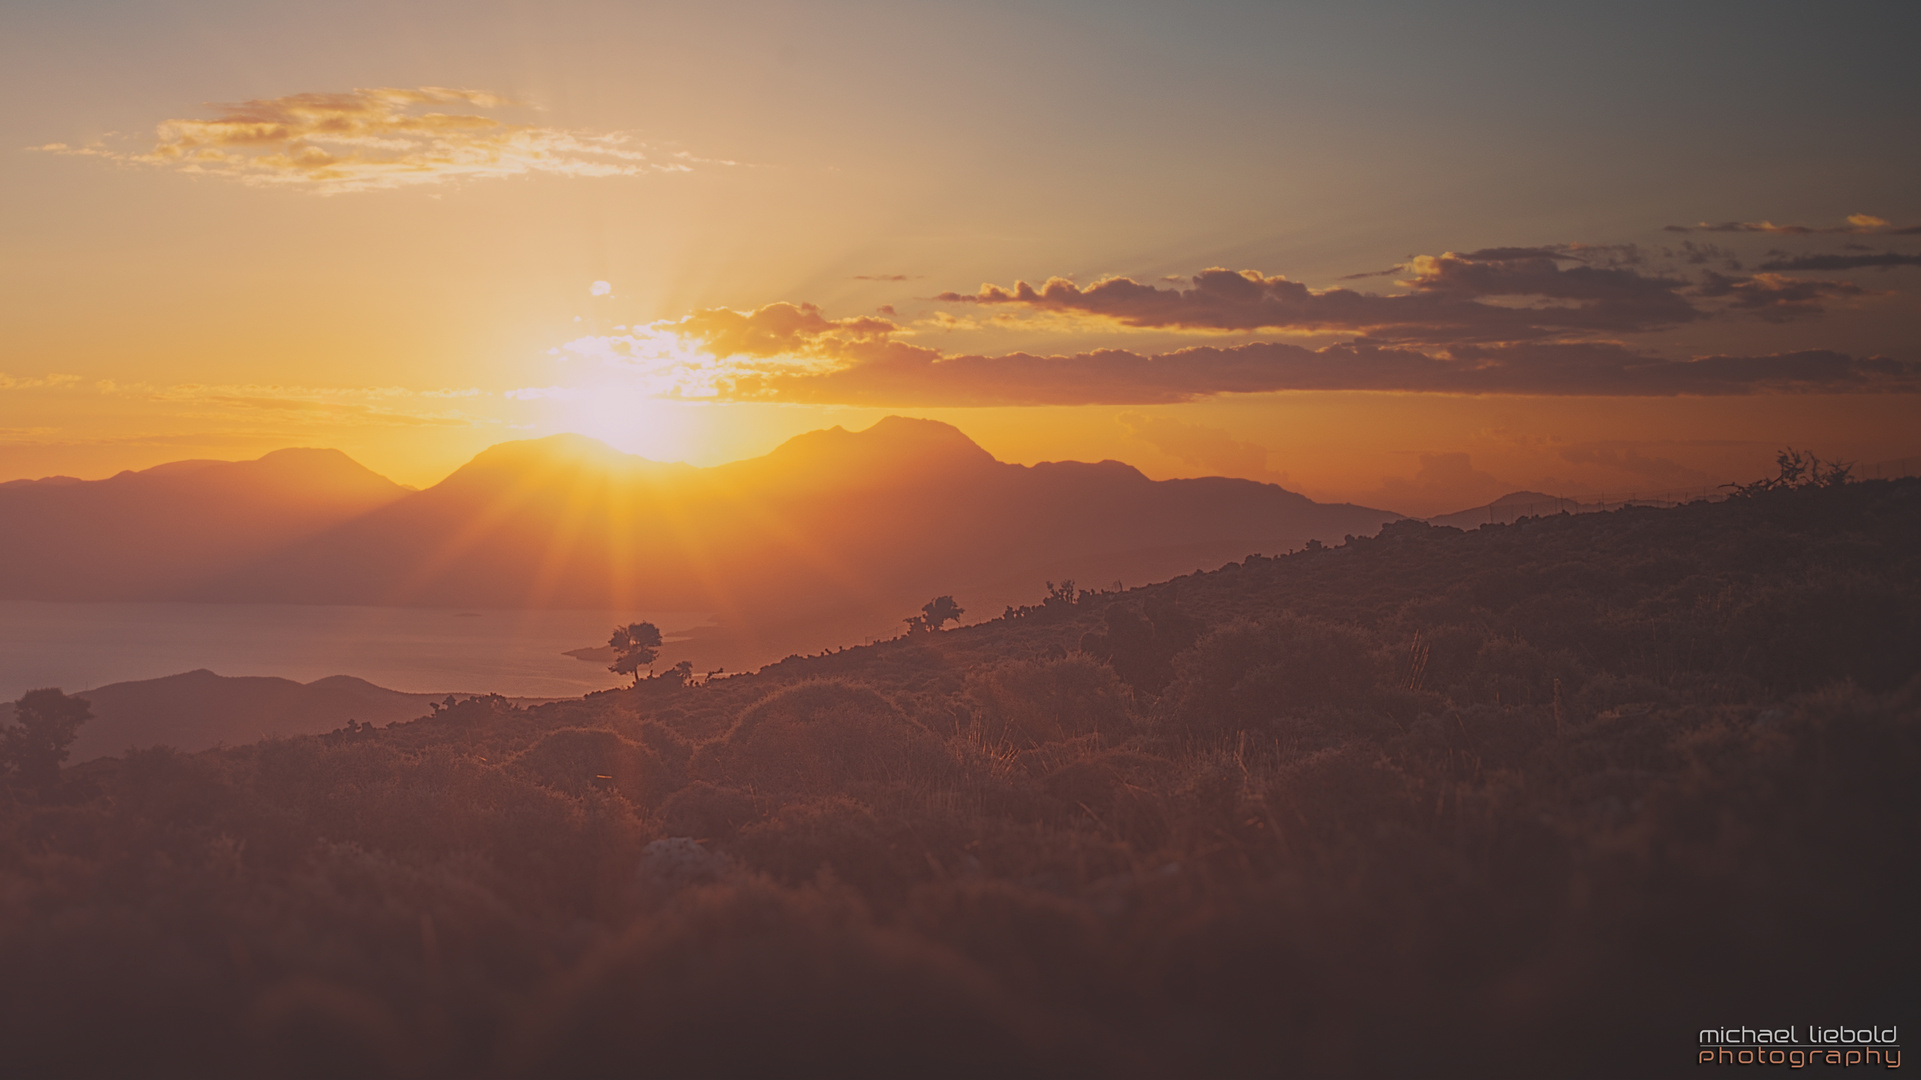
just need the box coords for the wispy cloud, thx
[531,224,1914,406]
[739,340,1918,405]
[0,373,87,391]
[545,306,1921,404]
[3,373,489,427]
[1663,214,1921,236]
[34,87,717,194]
[1692,271,1866,322]
[934,252,1702,344]
[1755,252,1921,272]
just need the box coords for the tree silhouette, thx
[905,595,964,634]
[3,688,91,787]
[608,622,664,686]
[1729,447,1855,496]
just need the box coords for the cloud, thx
[933,251,1701,344]
[1337,265,1405,280]
[1755,252,1921,272]
[549,288,1920,405]
[590,281,613,296]
[546,302,940,399]
[1693,271,1865,322]
[672,302,916,360]
[0,373,87,391]
[1665,241,1742,269]
[1664,220,1817,235]
[1118,413,1286,481]
[1664,215,1921,236]
[852,274,920,281]
[36,87,708,194]
[730,338,1920,405]
[5,373,488,427]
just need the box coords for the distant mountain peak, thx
[756,416,999,480]
[1487,490,1561,506]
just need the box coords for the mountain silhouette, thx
[5,419,1399,665]
[198,417,1397,615]
[0,448,410,600]
[67,669,549,761]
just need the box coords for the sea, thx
[0,601,713,701]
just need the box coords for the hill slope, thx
[6,478,1914,1077]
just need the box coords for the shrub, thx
[510,728,674,808]
[965,656,1134,749]
[693,681,952,801]
[1166,616,1382,737]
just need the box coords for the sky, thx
[3,0,1917,515]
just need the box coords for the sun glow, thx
[532,386,706,463]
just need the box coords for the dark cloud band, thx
[731,340,1918,406]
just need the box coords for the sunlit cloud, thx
[537,308,1920,405]
[590,281,613,296]
[1692,271,1867,322]
[34,88,718,194]
[520,225,1914,407]
[539,302,939,400]
[934,252,1705,344]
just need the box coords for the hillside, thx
[2,478,1914,1077]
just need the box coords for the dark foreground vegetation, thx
[3,478,1918,1078]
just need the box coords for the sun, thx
[540,386,704,463]
[570,392,702,463]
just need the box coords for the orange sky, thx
[2,1,1916,516]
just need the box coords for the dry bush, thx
[509,727,678,809]
[730,795,924,905]
[692,680,952,801]
[658,781,766,843]
[1035,748,1177,850]
[1165,615,1382,738]
[965,655,1134,749]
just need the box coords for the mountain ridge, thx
[2,419,1404,666]
[0,446,412,600]
[69,668,554,762]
